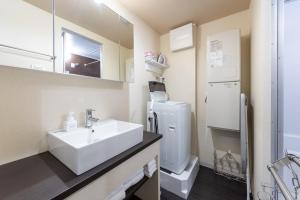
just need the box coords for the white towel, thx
[123,169,144,190]
[145,164,156,173]
[144,159,157,178]
[145,162,156,170]
[144,159,157,171]
[146,159,156,168]
[144,166,157,178]
[104,185,126,200]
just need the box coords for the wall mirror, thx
[0,0,134,82]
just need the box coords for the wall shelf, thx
[145,59,168,74]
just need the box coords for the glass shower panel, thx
[282,0,300,156]
[278,0,300,199]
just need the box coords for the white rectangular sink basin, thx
[48,119,143,175]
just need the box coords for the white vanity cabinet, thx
[65,141,161,200]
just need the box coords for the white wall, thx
[158,10,251,167]
[159,33,198,154]
[197,10,251,168]
[250,0,273,196]
[0,0,160,165]
[104,1,160,126]
[0,68,129,165]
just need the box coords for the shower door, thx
[277,0,300,199]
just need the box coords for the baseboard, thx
[199,161,214,169]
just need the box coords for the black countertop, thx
[0,131,162,200]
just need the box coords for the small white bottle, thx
[64,112,78,132]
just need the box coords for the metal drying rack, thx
[268,154,300,200]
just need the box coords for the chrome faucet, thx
[85,109,99,128]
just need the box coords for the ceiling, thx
[118,0,251,34]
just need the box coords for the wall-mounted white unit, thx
[207,29,241,82]
[170,23,195,52]
[207,81,240,131]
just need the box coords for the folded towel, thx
[146,159,156,168]
[123,169,144,190]
[145,162,156,170]
[145,164,157,173]
[144,166,157,178]
[144,159,157,171]
[104,185,125,200]
[126,172,144,188]
[143,159,157,178]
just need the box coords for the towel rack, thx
[0,43,55,60]
[267,154,300,200]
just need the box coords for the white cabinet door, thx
[207,82,240,131]
[207,29,241,82]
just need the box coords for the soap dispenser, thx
[64,112,78,132]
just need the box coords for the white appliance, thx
[206,29,241,130]
[147,81,191,174]
[170,23,195,52]
[147,81,198,199]
[147,101,191,174]
[207,29,241,82]
[207,82,240,131]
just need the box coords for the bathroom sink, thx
[48,119,143,175]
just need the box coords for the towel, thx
[104,185,126,200]
[123,169,144,190]
[145,167,157,177]
[145,164,157,173]
[146,159,156,168]
[145,162,156,170]
[144,159,157,178]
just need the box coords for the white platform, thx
[160,156,199,199]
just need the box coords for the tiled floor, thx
[161,166,247,200]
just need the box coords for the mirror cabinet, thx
[0,0,134,82]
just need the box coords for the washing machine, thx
[147,81,191,174]
[147,81,199,199]
[147,100,191,174]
